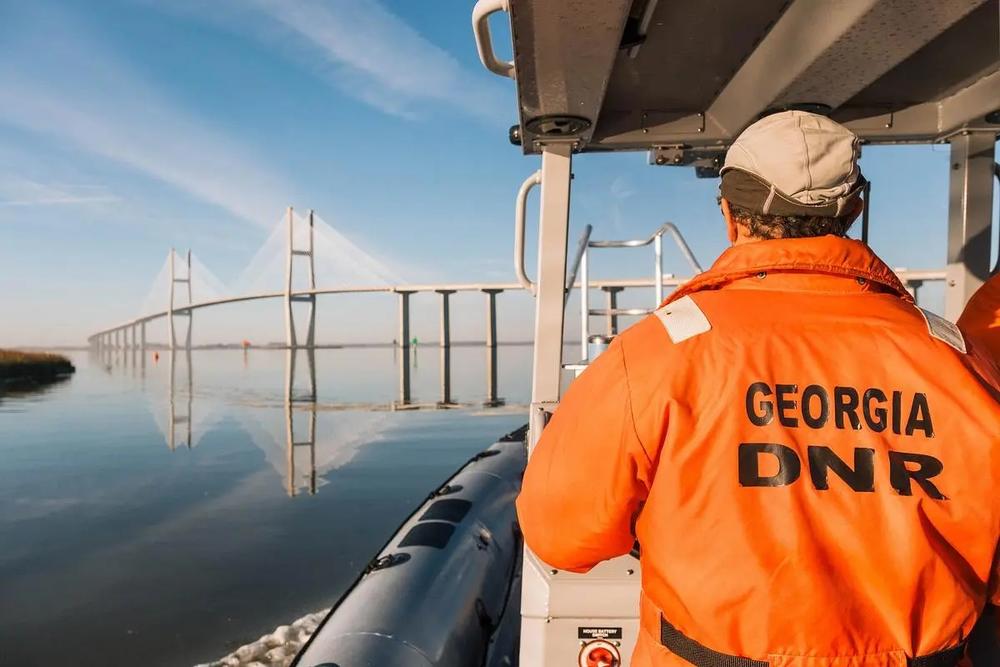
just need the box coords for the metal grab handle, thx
[472,0,514,78]
[659,222,702,274]
[655,223,702,303]
[589,222,702,273]
[514,170,542,293]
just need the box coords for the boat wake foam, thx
[195,608,329,667]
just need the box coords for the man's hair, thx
[728,203,855,239]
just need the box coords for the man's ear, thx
[844,196,864,225]
[721,197,739,244]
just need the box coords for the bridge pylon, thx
[284,207,317,348]
[167,248,193,351]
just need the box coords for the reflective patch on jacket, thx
[654,295,711,343]
[919,308,966,354]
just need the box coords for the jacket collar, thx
[667,236,913,304]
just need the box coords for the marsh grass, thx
[0,349,76,384]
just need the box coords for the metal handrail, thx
[514,170,542,294]
[589,222,703,272]
[472,0,514,79]
[579,222,703,361]
[564,224,593,306]
[588,222,702,306]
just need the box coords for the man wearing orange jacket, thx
[960,273,1000,361]
[517,111,1000,667]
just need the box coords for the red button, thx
[586,646,618,667]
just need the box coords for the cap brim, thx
[720,168,865,218]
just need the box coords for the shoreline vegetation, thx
[0,349,76,386]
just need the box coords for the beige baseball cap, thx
[719,110,866,218]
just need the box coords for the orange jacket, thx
[517,236,1000,667]
[959,274,1000,362]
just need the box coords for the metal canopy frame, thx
[472,0,1000,323]
[490,0,999,155]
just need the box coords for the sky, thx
[0,0,993,347]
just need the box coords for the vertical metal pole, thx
[285,207,297,349]
[654,233,664,305]
[398,291,412,404]
[945,132,995,321]
[168,248,176,351]
[520,145,573,667]
[530,144,572,420]
[306,210,317,348]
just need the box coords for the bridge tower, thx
[167,248,193,351]
[284,207,317,348]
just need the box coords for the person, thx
[516,111,1000,667]
[959,273,1000,361]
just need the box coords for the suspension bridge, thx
[86,205,947,358]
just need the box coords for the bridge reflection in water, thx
[91,341,521,498]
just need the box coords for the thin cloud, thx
[610,176,637,200]
[170,0,508,123]
[0,179,121,208]
[0,8,293,228]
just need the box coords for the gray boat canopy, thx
[474,0,1000,163]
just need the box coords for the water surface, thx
[0,346,533,666]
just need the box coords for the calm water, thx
[0,346,537,666]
